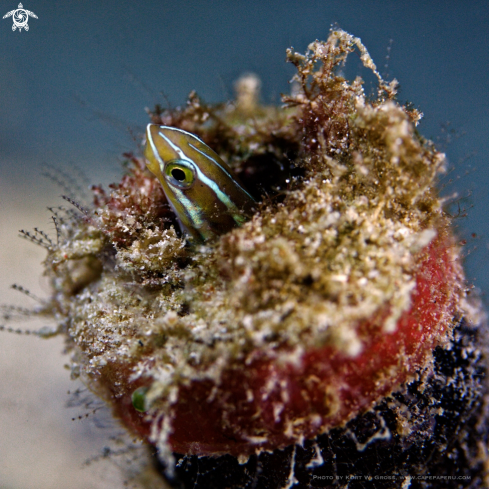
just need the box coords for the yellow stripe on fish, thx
[144,124,256,242]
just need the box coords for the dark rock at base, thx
[154,318,488,489]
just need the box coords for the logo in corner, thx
[3,3,37,32]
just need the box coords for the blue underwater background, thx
[0,1,488,488]
[1,0,488,291]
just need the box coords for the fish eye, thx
[164,160,195,189]
[171,168,186,181]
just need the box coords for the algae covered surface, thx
[33,30,466,461]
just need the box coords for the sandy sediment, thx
[0,175,125,489]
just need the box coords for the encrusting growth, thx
[12,29,488,487]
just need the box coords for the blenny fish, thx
[144,124,255,242]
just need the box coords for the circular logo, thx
[3,3,38,32]
[12,8,28,31]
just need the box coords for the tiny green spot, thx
[132,386,149,412]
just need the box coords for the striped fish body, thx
[144,124,255,242]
